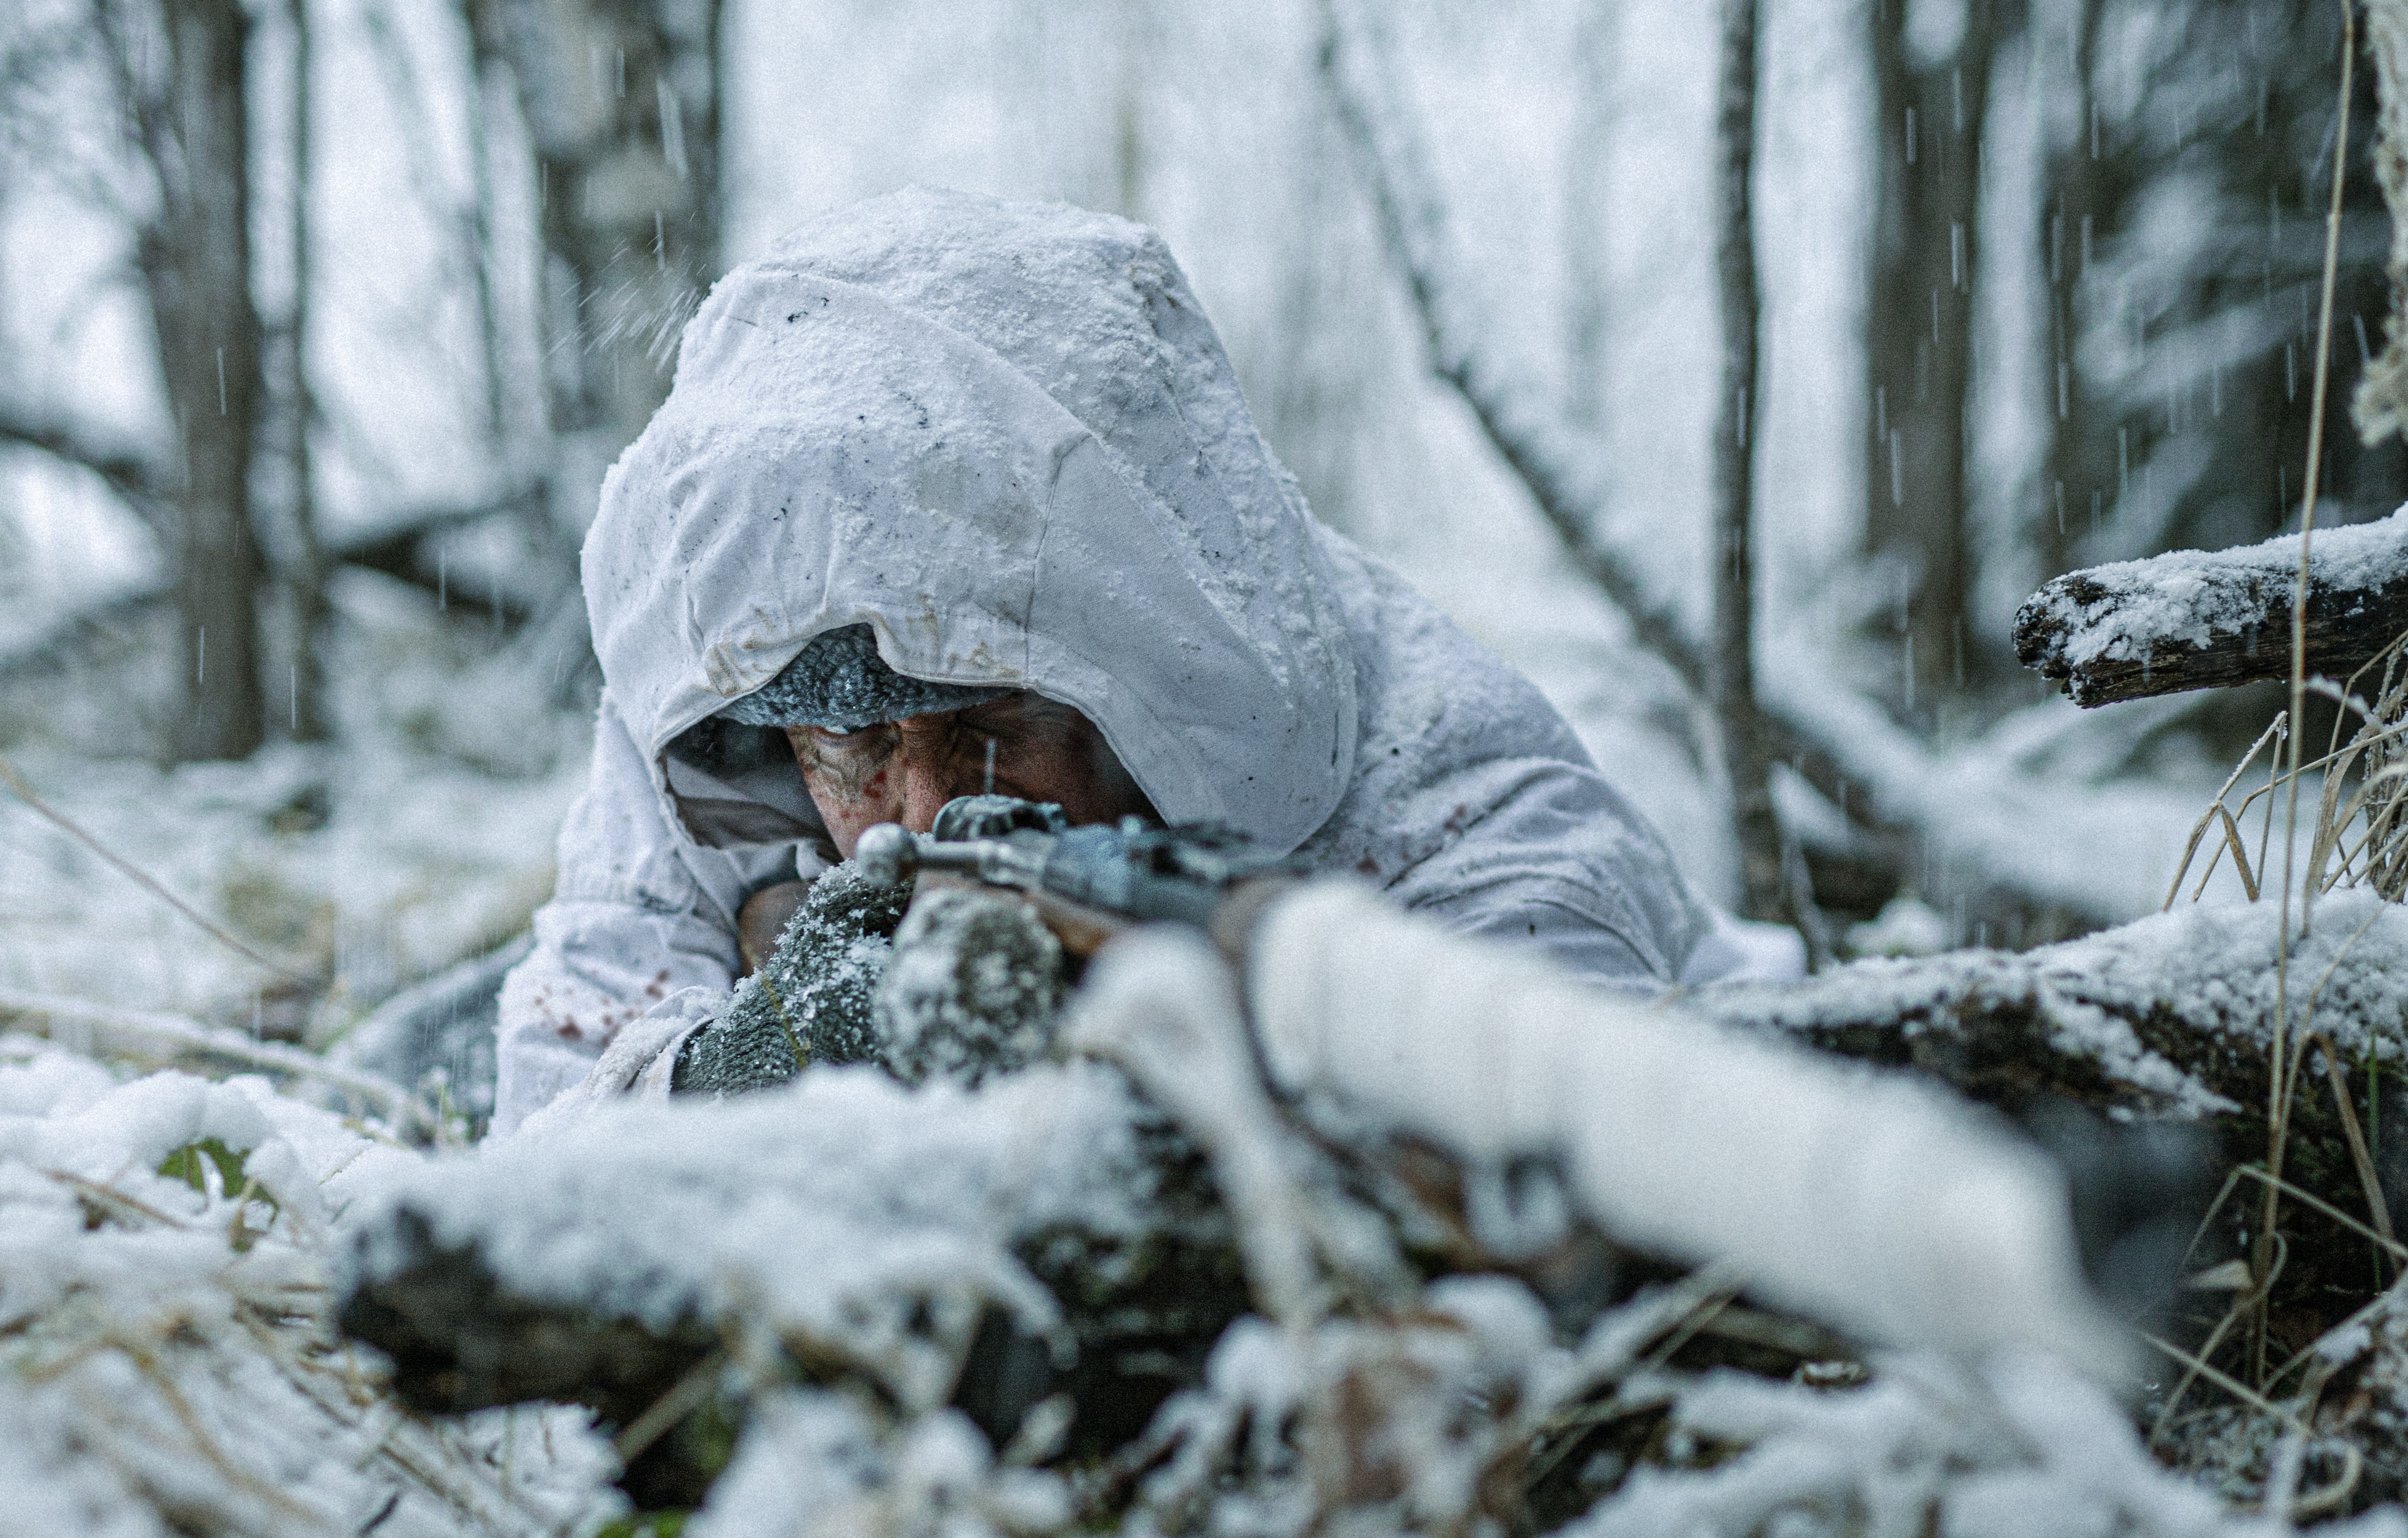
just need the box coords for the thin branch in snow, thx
[0,754,316,987]
[0,401,172,519]
[0,986,422,1122]
[1315,0,1707,696]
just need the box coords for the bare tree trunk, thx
[1711,0,1786,931]
[2036,0,2106,583]
[141,0,267,762]
[1111,0,1147,222]
[1864,0,1999,714]
[281,0,329,742]
[472,0,722,518]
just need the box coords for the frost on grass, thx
[0,1037,618,1537]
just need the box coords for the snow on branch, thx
[1317,0,2222,926]
[331,891,2408,1533]
[0,399,172,522]
[2017,506,2408,706]
[1316,0,1708,693]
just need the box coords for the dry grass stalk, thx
[0,753,316,986]
[2264,0,2359,1382]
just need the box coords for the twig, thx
[2149,1291,2257,1449]
[39,1166,192,1229]
[0,754,315,985]
[0,986,423,1123]
[2306,1034,2396,1276]
[2141,1330,2311,1435]
[2165,715,2286,908]
[2235,1163,2407,1262]
[613,1348,726,1466]
[2264,0,2358,1378]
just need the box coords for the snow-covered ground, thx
[0,1041,617,1536]
[0,0,2391,1526]
[0,570,584,1034]
[12,936,2408,1537]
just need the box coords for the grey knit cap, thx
[721,624,1012,731]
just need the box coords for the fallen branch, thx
[0,401,174,520]
[2016,507,2408,706]
[0,986,423,1123]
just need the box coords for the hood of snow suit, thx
[586,187,1359,853]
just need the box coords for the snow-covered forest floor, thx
[0,570,583,1035]
[10,0,2408,1528]
[19,878,2408,1536]
[0,575,2392,1536]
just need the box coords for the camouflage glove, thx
[873,885,1067,1086]
[671,861,911,1096]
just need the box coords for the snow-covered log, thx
[1699,893,2408,1348]
[328,885,2408,1532]
[344,888,2140,1471]
[11,1020,2395,1536]
[339,1062,1250,1484]
[2016,508,2408,706]
[1227,885,2120,1363]
[1698,893,2406,1126]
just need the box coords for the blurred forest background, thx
[0,0,2391,1046]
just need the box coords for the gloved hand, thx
[873,884,1066,1086]
[671,861,910,1096]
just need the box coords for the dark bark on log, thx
[2015,524,2408,706]
[339,1208,717,1424]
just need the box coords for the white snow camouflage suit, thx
[494,187,1724,1135]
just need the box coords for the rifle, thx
[853,795,1306,957]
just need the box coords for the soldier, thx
[495,188,1741,1135]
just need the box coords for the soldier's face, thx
[787,691,1154,857]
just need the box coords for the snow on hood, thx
[585,187,1358,854]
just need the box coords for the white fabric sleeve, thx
[1241,881,2124,1366]
[509,986,720,1141]
[492,695,781,1136]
